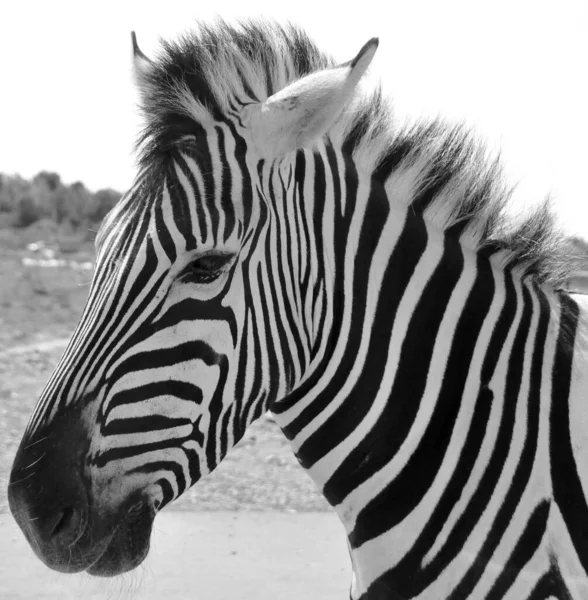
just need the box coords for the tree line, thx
[0,171,121,229]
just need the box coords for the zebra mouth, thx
[86,502,156,576]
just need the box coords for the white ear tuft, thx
[131,31,153,90]
[243,38,379,159]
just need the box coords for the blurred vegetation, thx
[568,236,588,268]
[0,171,121,238]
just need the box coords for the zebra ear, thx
[131,31,153,90]
[243,38,379,158]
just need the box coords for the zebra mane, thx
[135,19,574,288]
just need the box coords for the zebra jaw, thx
[85,500,157,576]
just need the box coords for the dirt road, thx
[0,511,350,599]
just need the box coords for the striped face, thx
[8,124,304,575]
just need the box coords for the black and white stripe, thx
[10,19,588,598]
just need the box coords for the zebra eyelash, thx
[178,253,234,285]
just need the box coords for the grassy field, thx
[0,224,328,514]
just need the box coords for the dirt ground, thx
[0,511,351,599]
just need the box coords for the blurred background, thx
[0,0,587,596]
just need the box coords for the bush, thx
[0,171,122,231]
[86,189,121,222]
[0,174,31,214]
[13,195,43,228]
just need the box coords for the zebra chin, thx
[9,482,157,577]
[84,501,157,576]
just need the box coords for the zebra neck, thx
[272,186,588,594]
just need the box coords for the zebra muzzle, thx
[8,409,158,576]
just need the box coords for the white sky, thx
[1,0,587,234]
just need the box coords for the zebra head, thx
[8,23,377,576]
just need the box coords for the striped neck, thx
[270,140,586,597]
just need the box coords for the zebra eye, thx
[180,254,233,285]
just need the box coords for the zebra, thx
[8,19,588,599]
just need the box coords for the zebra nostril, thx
[48,506,81,545]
